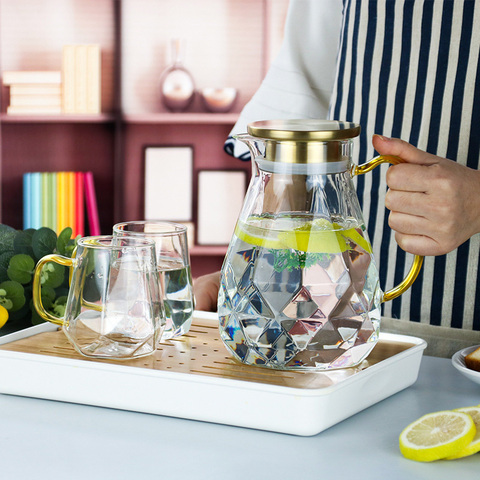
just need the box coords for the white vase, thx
[160,39,195,112]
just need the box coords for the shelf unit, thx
[0,0,288,277]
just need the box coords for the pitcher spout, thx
[234,133,264,160]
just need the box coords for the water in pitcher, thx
[218,213,383,370]
[158,257,195,340]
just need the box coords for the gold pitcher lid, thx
[245,119,360,165]
[247,119,361,141]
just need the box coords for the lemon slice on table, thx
[446,406,480,459]
[399,410,476,462]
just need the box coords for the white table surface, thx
[0,354,479,479]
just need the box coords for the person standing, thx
[195,0,480,356]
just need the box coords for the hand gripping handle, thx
[353,155,424,302]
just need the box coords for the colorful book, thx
[48,172,57,232]
[23,173,32,229]
[56,172,67,232]
[30,172,42,229]
[75,172,85,237]
[22,170,97,237]
[41,173,50,229]
[66,172,76,236]
[84,171,100,235]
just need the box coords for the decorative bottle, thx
[160,38,195,112]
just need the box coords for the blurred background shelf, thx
[0,0,289,277]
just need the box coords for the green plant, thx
[0,224,77,329]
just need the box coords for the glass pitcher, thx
[218,119,423,370]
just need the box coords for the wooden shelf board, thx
[122,112,239,125]
[0,113,116,123]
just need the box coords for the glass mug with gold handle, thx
[217,119,423,370]
[33,235,165,359]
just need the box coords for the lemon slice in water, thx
[339,225,373,254]
[278,219,347,253]
[399,410,476,462]
[236,216,373,254]
[234,220,285,249]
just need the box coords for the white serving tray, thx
[0,311,426,436]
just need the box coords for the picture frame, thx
[143,146,193,221]
[196,169,247,246]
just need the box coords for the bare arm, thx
[193,271,221,312]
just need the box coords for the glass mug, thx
[33,236,165,359]
[113,221,195,340]
[218,120,423,370]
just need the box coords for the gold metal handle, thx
[353,155,424,302]
[33,254,75,325]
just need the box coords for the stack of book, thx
[62,44,101,114]
[3,43,101,115]
[23,171,100,237]
[3,71,62,115]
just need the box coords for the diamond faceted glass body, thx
[218,214,382,370]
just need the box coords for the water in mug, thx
[218,213,382,369]
[158,257,194,339]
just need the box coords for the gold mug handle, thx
[353,155,424,302]
[33,254,75,326]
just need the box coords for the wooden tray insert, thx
[0,319,416,390]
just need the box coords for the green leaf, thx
[54,285,69,298]
[0,280,26,312]
[39,285,56,310]
[56,227,72,256]
[0,251,15,282]
[7,301,30,322]
[0,224,17,254]
[41,262,66,289]
[64,238,77,258]
[52,296,67,317]
[13,229,35,257]
[7,254,35,284]
[32,227,57,260]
